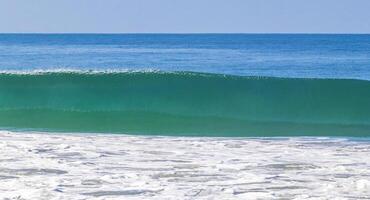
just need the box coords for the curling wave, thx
[0,71,369,136]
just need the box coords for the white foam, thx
[0,131,370,199]
[0,68,159,75]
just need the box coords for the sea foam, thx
[0,131,370,199]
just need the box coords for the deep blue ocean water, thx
[0,34,370,80]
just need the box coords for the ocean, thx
[0,34,369,136]
[1,34,370,199]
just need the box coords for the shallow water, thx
[1,131,370,199]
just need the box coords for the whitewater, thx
[1,131,370,199]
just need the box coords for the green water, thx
[0,72,369,136]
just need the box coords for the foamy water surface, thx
[1,131,370,199]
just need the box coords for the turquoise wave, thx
[0,71,369,136]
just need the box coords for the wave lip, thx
[0,71,369,136]
[0,68,160,75]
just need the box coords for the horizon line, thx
[0,32,370,35]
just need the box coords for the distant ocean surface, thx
[1,34,370,80]
[0,34,369,136]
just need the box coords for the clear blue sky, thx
[1,0,370,33]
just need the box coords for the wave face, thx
[0,71,369,136]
